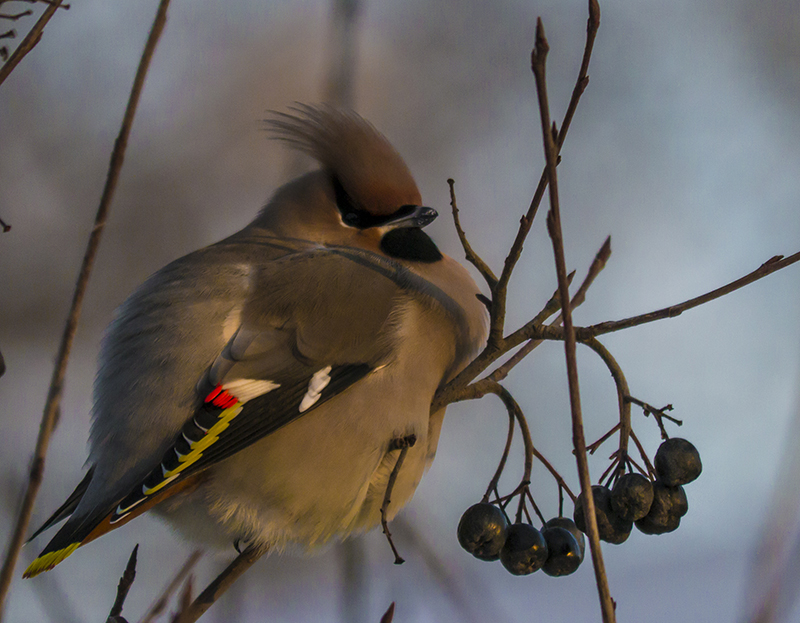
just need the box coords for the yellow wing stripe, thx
[23,542,80,579]
[144,403,243,493]
[24,397,245,578]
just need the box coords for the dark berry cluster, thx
[457,503,585,577]
[574,438,701,542]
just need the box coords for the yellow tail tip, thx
[23,543,80,578]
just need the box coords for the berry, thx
[542,526,582,577]
[574,485,632,544]
[457,503,508,561]
[545,516,585,559]
[654,438,702,486]
[610,473,654,521]
[635,481,688,535]
[500,523,549,575]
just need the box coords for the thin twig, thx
[584,251,800,337]
[392,518,492,623]
[482,408,515,503]
[443,377,576,501]
[139,550,202,623]
[433,0,601,404]
[629,429,655,478]
[523,489,547,526]
[598,455,619,487]
[581,337,631,479]
[432,270,575,410]
[487,384,532,487]
[490,235,610,382]
[532,13,615,623]
[586,423,620,454]
[380,603,395,623]
[381,439,414,565]
[624,453,649,478]
[0,10,32,20]
[0,0,68,87]
[108,545,139,619]
[561,235,611,315]
[489,0,600,347]
[169,575,193,623]
[0,0,171,611]
[626,397,681,440]
[448,178,498,289]
[180,545,265,623]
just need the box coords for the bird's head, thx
[254,105,442,262]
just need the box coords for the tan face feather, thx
[267,105,422,216]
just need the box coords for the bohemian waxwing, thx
[24,105,488,577]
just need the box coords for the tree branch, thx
[108,545,138,621]
[0,0,171,612]
[532,12,615,623]
[179,546,264,623]
[0,0,68,87]
[583,251,800,337]
[489,0,600,346]
[139,550,202,623]
[448,178,498,290]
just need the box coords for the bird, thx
[24,105,488,578]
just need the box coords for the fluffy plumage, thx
[24,106,487,578]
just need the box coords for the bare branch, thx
[564,235,611,313]
[480,381,576,505]
[532,13,615,622]
[0,10,32,21]
[448,178,498,289]
[483,407,515,503]
[583,251,800,337]
[180,545,265,623]
[489,0,600,345]
[381,436,417,565]
[490,236,609,382]
[0,0,68,87]
[139,550,202,623]
[0,0,172,609]
[169,575,193,623]
[108,546,138,620]
[379,603,395,623]
[580,337,631,480]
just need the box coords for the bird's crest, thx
[266,104,422,216]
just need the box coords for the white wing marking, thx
[299,366,333,413]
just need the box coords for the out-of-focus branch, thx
[169,575,194,623]
[324,0,360,109]
[0,0,171,614]
[0,0,68,87]
[179,546,265,623]
[379,603,395,623]
[107,546,138,622]
[139,550,202,623]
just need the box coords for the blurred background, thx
[1,0,800,621]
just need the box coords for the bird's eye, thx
[344,212,360,226]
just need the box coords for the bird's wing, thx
[25,246,433,578]
[26,468,94,543]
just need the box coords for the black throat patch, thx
[380,228,443,263]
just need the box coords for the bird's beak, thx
[385,205,439,230]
